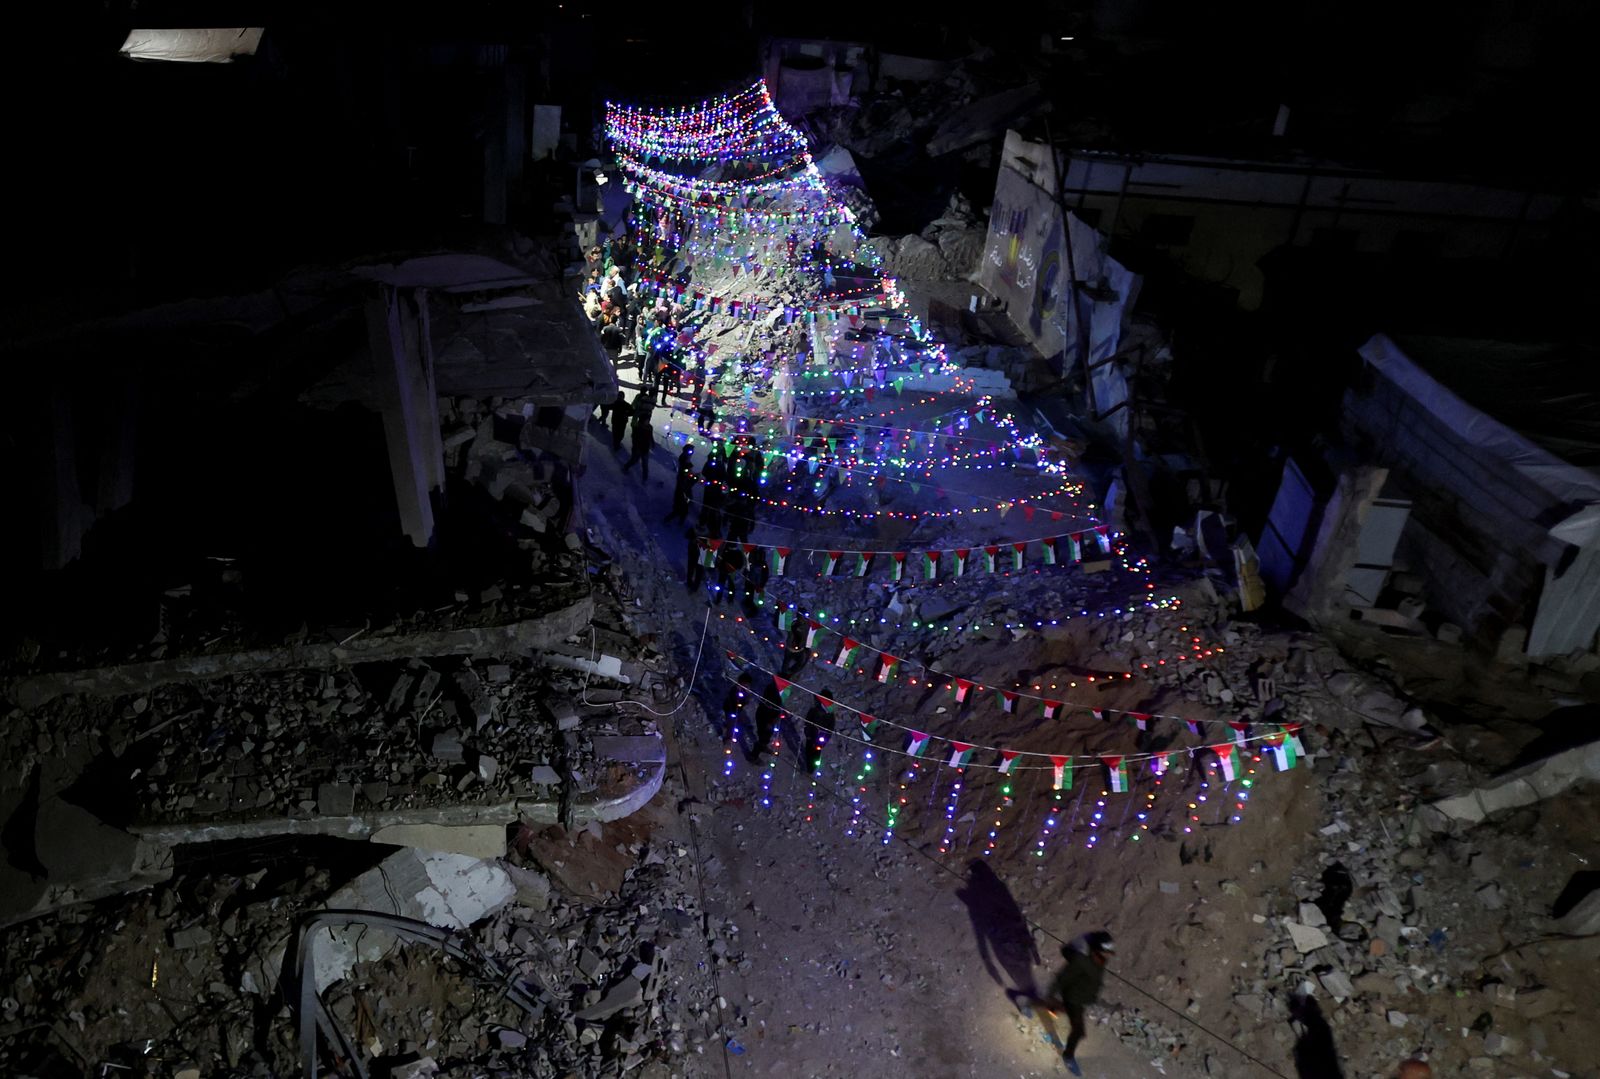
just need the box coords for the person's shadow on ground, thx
[1289,994,1345,1079]
[955,859,1041,997]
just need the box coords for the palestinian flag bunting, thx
[1041,536,1059,565]
[875,654,901,684]
[1129,712,1151,731]
[983,546,1001,573]
[774,677,793,705]
[1050,755,1072,791]
[922,550,941,580]
[1264,731,1296,771]
[952,548,970,577]
[804,620,824,648]
[823,551,843,576]
[891,552,908,581]
[771,547,791,576]
[834,638,862,669]
[1042,700,1063,721]
[906,731,930,757]
[997,750,1019,774]
[1212,743,1238,781]
[948,742,975,768]
[951,679,974,705]
[1001,691,1019,714]
[855,552,874,577]
[1102,755,1129,793]
[1011,542,1026,570]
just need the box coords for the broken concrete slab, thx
[129,757,665,848]
[369,823,507,859]
[317,782,356,817]
[591,734,667,765]
[576,975,642,1022]
[1427,738,1600,827]
[7,598,594,708]
[1286,921,1330,953]
[1554,889,1600,937]
[311,849,515,991]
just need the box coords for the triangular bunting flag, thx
[1212,743,1238,781]
[1042,536,1059,565]
[891,552,908,581]
[922,550,941,580]
[1150,753,1172,777]
[1011,542,1026,570]
[823,551,843,576]
[804,620,823,648]
[949,742,975,768]
[1130,712,1151,731]
[983,546,1001,573]
[771,547,791,576]
[855,552,874,577]
[1263,730,1296,771]
[876,654,901,684]
[998,750,1019,775]
[1102,755,1129,793]
[859,714,878,740]
[835,638,861,669]
[1050,755,1072,790]
[1042,700,1063,721]
[1091,708,1105,722]
[1283,723,1306,757]
[906,731,929,757]
[1001,691,1018,714]
[1228,721,1250,747]
[778,609,796,632]
[1185,720,1203,736]
[774,678,793,705]
[701,538,722,568]
[951,678,974,705]
[952,548,970,577]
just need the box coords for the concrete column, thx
[366,286,443,547]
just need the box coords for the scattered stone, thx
[1387,1010,1408,1027]
[317,782,356,817]
[169,926,213,949]
[1286,922,1330,954]
[576,975,643,1022]
[429,730,465,763]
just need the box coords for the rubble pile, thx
[865,192,986,284]
[315,838,731,1079]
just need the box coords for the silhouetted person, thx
[685,528,707,594]
[748,679,782,763]
[780,617,810,677]
[664,445,697,523]
[1014,931,1114,1075]
[622,407,655,480]
[609,392,632,451]
[801,698,833,772]
[714,544,745,606]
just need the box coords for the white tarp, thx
[120,28,263,63]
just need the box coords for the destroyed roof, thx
[1389,335,1600,469]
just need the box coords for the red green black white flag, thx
[1102,755,1129,793]
[1051,755,1072,791]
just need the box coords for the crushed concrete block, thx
[1298,902,1328,927]
[486,664,513,683]
[390,1060,439,1079]
[476,753,499,783]
[1319,970,1354,999]
[317,783,356,817]
[1286,922,1330,954]
[1483,1032,1516,1056]
[530,764,561,786]
[169,926,213,949]
[576,975,643,1022]
[430,730,465,763]
[505,864,551,911]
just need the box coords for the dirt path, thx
[582,416,1194,1078]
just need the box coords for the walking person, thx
[609,391,633,452]
[748,679,782,763]
[1010,931,1113,1075]
[622,399,655,481]
[664,445,698,523]
[779,616,811,677]
[714,542,745,607]
[801,697,833,772]
[684,528,707,595]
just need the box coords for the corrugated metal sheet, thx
[1527,544,1600,657]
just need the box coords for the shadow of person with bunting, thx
[955,859,1042,1007]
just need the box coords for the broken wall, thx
[1343,335,1600,655]
[978,131,1141,438]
